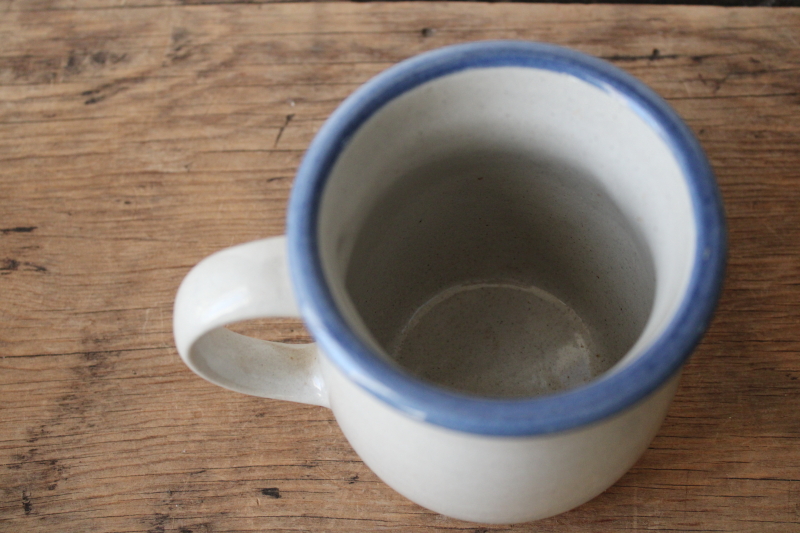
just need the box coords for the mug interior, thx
[315,65,696,398]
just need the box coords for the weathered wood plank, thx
[1,3,799,532]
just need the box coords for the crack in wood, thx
[0,226,36,234]
[604,49,679,62]
[273,114,295,148]
[21,490,32,515]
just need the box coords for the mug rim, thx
[287,40,727,436]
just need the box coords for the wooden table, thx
[1,2,799,531]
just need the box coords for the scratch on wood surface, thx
[81,76,145,105]
[273,114,295,148]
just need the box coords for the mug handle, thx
[173,236,329,407]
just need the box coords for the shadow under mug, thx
[174,41,726,523]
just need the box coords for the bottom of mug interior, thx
[391,280,613,398]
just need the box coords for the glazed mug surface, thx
[173,41,726,523]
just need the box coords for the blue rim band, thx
[287,41,727,436]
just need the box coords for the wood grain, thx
[1,2,799,532]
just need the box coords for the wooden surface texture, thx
[1,2,800,531]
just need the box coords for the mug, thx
[174,41,726,523]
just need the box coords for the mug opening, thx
[288,41,725,435]
[317,65,692,398]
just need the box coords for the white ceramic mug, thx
[174,41,726,523]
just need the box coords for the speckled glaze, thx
[174,42,726,523]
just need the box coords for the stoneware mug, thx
[174,41,726,523]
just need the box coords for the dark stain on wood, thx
[64,49,129,79]
[167,28,193,63]
[1,226,36,234]
[22,490,32,515]
[0,55,60,84]
[91,51,126,66]
[82,76,145,105]
[65,51,81,75]
[82,350,121,380]
[421,27,436,38]
[1,259,20,272]
[147,512,169,533]
[261,487,281,498]
[0,259,48,273]
[4,351,122,501]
